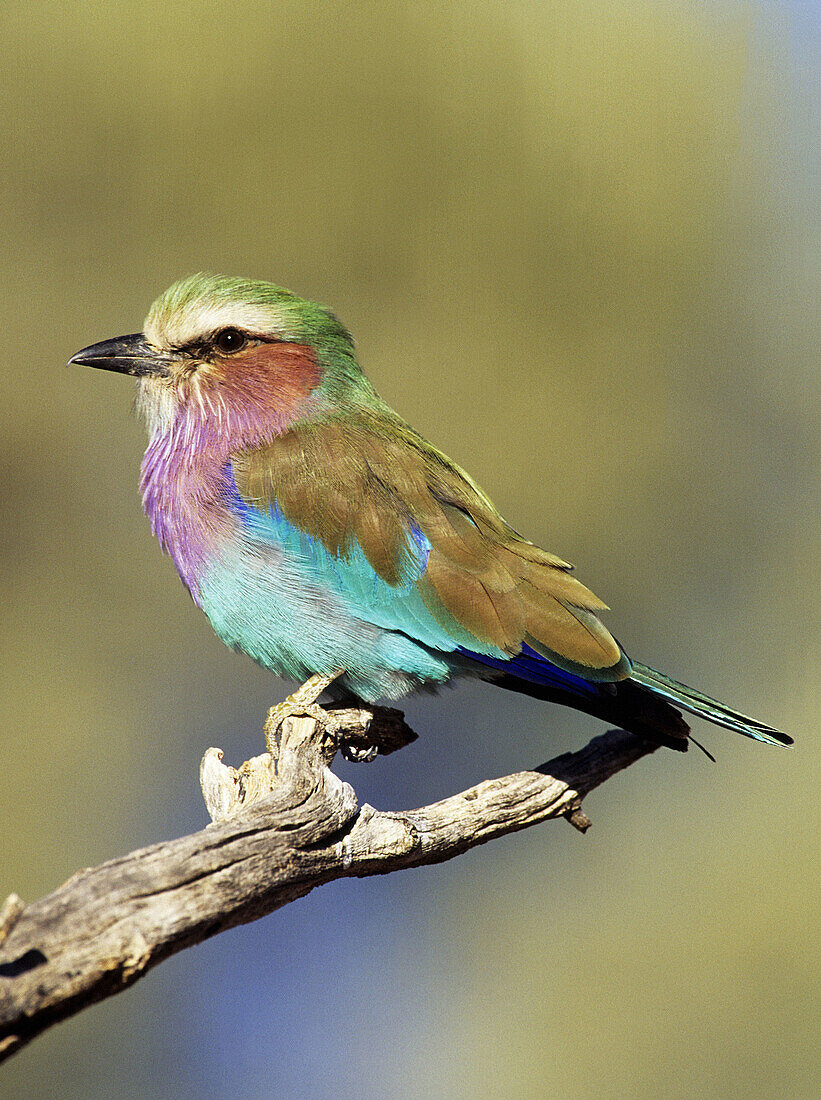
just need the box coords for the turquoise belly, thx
[197,539,454,701]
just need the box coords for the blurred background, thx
[1,1,818,1096]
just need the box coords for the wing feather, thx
[231,410,627,678]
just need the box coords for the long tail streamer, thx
[629,662,792,747]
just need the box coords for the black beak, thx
[68,333,175,378]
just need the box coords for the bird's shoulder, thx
[230,407,563,568]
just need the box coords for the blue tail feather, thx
[460,646,791,750]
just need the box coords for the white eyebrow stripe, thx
[145,301,291,349]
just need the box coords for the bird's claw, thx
[263,673,389,764]
[264,700,331,755]
[263,671,344,756]
[340,741,379,763]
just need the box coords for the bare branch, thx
[0,691,659,1062]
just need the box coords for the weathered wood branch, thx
[0,687,662,1063]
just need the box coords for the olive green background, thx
[1,2,818,1097]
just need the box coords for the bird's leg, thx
[263,671,344,756]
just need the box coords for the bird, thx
[69,273,791,753]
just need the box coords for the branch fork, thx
[200,672,418,823]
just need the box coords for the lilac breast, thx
[140,420,236,598]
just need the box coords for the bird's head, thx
[69,274,371,442]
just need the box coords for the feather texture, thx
[73,273,791,749]
[231,409,629,681]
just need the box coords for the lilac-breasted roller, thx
[69,274,791,752]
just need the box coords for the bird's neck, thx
[137,364,329,594]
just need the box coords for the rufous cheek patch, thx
[220,342,322,413]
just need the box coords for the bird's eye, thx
[214,328,247,354]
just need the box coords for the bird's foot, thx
[340,742,379,763]
[263,671,343,757]
[201,679,417,824]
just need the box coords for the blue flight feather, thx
[457,642,602,699]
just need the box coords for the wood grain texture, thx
[0,694,658,1063]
